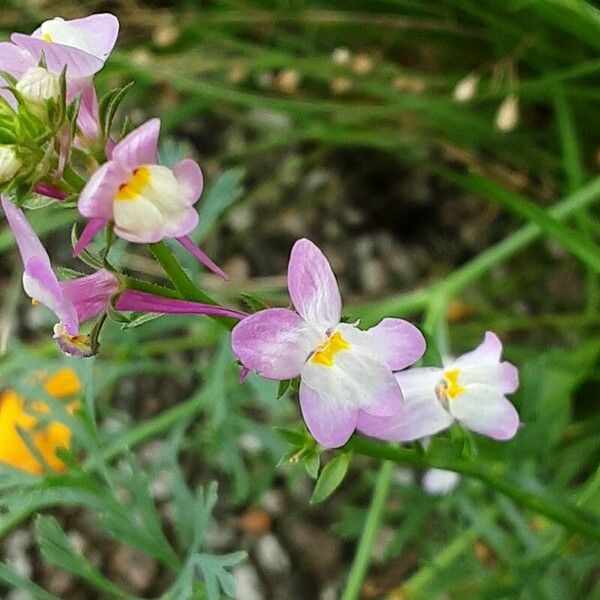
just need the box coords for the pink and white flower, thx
[358,332,520,442]
[10,14,119,78]
[231,238,426,448]
[75,118,227,279]
[1,194,119,356]
[0,14,119,138]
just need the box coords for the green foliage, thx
[3,1,600,599]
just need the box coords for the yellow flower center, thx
[42,32,53,42]
[0,368,81,475]
[435,368,465,408]
[310,331,351,368]
[115,166,151,201]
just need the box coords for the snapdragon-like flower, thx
[75,118,227,279]
[0,14,119,138]
[0,368,81,475]
[231,238,426,448]
[1,195,119,356]
[9,14,119,79]
[358,332,519,442]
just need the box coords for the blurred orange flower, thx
[0,368,81,475]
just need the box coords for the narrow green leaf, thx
[441,170,600,273]
[35,515,132,599]
[276,378,292,399]
[310,452,351,505]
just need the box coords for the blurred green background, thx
[1,1,600,599]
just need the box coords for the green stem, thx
[122,275,181,299]
[149,241,237,329]
[399,522,480,598]
[554,87,600,317]
[356,176,600,325]
[347,437,600,543]
[342,461,394,600]
[440,176,600,297]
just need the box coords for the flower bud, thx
[453,72,479,102]
[16,67,60,104]
[0,146,22,183]
[495,94,519,132]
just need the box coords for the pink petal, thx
[24,256,78,336]
[453,331,502,368]
[299,383,358,448]
[60,269,119,322]
[78,161,124,219]
[172,159,203,205]
[116,290,247,320]
[287,238,342,330]
[231,308,319,380]
[112,118,160,170]
[357,367,453,442]
[73,218,108,257]
[160,208,199,241]
[1,195,52,267]
[68,78,99,140]
[0,42,35,79]
[450,385,519,440]
[43,14,119,61]
[11,34,104,78]
[500,361,519,394]
[177,236,228,281]
[367,318,426,371]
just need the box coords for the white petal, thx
[357,367,453,442]
[449,384,519,440]
[113,197,165,243]
[301,324,402,415]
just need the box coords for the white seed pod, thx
[16,67,60,104]
[453,72,479,102]
[0,146,22,183]
[495,94,519,132]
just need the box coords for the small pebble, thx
[254,533,291,574]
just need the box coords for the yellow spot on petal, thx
[115,166,151,201]
[310,331,350,368]
[444,369,465,399]
[0,368,81,475]
[42,32,53,43]
[436,369,465,407]
[31,298,40,305]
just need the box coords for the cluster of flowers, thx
[0,14,519,475]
